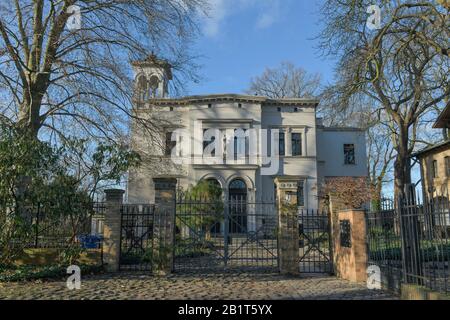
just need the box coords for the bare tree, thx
[367,122,395,208]
[0,0,207,145]
[318,0,450,198]
[246,62,321,99]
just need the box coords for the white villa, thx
[127,55,367,210]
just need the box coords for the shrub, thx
[320,177,372,209]
[0,264,104,282]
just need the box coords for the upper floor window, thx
[292,133,302,156]
[279,132,285,156]
[203,129,216,157]
[445,157,450,177]
[148,75,160,97]
[136,75,148,101]
[234,129,247,159]
[344,144,355,165]
[165,132,176,156]
[432,160,438,178]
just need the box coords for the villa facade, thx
[127,55,367,209]
[414,103,450,199]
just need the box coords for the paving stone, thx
[0,273,398,300]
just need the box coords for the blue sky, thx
[187,0,334,95]
[186,0,423,196]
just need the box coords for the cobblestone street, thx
[0,273,397,300]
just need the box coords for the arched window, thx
[149,75,160,97]
[229,179,246,192]
[204,178,223,234]
[136,75,148,101]
[228,178,247,234]
[206,178,221,190]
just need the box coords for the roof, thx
[412,139,450,158]
[131,53,173,79]
[433,102,450,128]
[320,126,365,132]
[142,94,320,107]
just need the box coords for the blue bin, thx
[78,235,103,249]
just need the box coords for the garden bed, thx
[1,248,104,282]
[0,264,104,282]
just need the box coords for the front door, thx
[228,179,247,234]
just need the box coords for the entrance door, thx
[228,179,247,234]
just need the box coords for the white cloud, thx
[202,0,283,38]
[255,0,281,30]
[203,0,228,38]
[256,12,276,29]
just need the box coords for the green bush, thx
[369,242,450,262]
[175,237,215,258]
[0,264,104,282]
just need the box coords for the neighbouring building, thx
[414,103,450,199]
[127,55,367,210]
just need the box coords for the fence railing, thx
[367,190,450,294]
[12,201,106,249]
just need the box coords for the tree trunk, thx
[371,180,383,211]
[394,126,412,200]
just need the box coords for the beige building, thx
[127,55,368,209]
[415,104,450,198]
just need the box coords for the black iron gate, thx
[119,204,155,271]
[298,209,333,274]
[174,196,278,273]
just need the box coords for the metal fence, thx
[16,201,105,249]
[367,189,450,294]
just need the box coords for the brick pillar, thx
[153,178,177,275]
[330,206,368,283]
[102,189,125,272]
[275,177,300,276]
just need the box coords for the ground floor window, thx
[297,181,305,207]
[229,179,248,234]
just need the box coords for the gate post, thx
[103,189,125,272]
[329,203,368,283]
[153,178,177,275]
[275,178,300,276]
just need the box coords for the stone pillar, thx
[330,207,368,283]
[275,177,300,276]
[102,189,125,272]
[153,178,177,275]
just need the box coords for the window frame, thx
[432,159,438,179]
[203,129,216,157]
[292,132,302,156]
[344,144,356,165]
[445,156,450,177]
[233,129,247,160]
[297,181,305,208]
[165,131,176,156]
[279,132,285,156]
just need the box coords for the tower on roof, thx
[132,53,173,100]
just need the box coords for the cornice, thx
[134,94,319,107]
